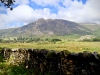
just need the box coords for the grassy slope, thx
[0,28,17,37]
[79,24,100,37]
[81,24,100,31]
[36,34,81,39]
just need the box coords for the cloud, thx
[32,8,57,19]
[0,4,57,29]
[0,14,8,29]
[56,0,85,22]
[0,5,34,29]
[82,0,100,23]
[7,5,35,22]
[0,0,100,29]
[57,0,100,23]
[7,5,57,22]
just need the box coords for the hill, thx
[80,23,100,37]
[0,18,91,37]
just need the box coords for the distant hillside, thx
[0,18,91,37]
[80,23,100,36]
[0,28,17,36]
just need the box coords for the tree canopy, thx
[0,0,15,10]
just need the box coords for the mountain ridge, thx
[0,18,92,37]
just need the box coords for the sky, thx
[0,0,100,29]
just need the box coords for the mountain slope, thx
[80,23,100,36]
[0,18,91,37]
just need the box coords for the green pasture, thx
[0,41,100,53]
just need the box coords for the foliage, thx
[0,37,62,43]
[92,38,100,42]
[50,39,61,43]
[0,0,15,10]
[0,39,3,42]
[0,48,4,62]
[7,65,27,75]
[81,38,100,42]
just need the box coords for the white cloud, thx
[32,8,57,19]
[0,0,100,29]
[82,0,100,23]
[57,0,100,23]
[7,5,35,22]
[0,4,57,29]
[0,5,34,29]
[0,14,9,29]
[7,5,57,22]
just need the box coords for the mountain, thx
[0,18,91,37]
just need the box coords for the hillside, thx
[0,18,91,37]
[80,23,100,36]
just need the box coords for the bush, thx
[50,39,61,43]
[81,38,100,42]
[92,38,100,42]
[7,64,27,75]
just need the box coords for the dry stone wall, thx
[1,48,100,75]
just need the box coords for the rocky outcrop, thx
[1,48,100,75]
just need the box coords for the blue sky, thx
[0,0,100,29]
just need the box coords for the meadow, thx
[0,41,100,53]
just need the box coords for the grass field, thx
[0,41,100,53]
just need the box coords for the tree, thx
[0,0,15,10]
